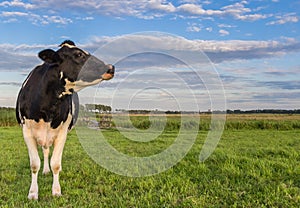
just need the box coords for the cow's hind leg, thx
[23,127,40,200]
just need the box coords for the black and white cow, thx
[16,40,114,200]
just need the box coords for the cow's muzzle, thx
[102,64,115,80]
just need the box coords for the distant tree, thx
[85,104,112,113]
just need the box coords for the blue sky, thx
[0,0,299,110]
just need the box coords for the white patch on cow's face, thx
[59,77,103,98]
[73,78,103,91]
[60,43,90,55]
[60,43,76,48]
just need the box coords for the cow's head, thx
[38,40,114,93]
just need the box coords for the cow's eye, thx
[75,52,83,58]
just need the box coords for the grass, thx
[0,122,299,207]
[109,113,300,131]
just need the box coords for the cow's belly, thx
[23,114,72,148]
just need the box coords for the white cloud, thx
[0,0,35,9]
[206,27,213,32]
[235,13,269,21]
[267,14,299,25]
[148,0,176,13]
[218,23,236,28]
[30,0,149,17]
[186,22,201,32]
[3,18,18,23]
[221,2,269,21]
[187,25,201,32]
[221,1,251,15]
[0,11,72,25]
[178,3,223,16]
[42,15,73,25]
[1,11,29,17]
[76,16,94,21]
[219,29,230,36]
[178,0,200,3]
[176,1,269,22]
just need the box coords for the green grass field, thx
[0,114,299,207]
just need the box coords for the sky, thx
[0,0,299,111]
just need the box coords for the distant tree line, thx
[1,106,300,116]
[226,109,300,114]
[115,108,300,114]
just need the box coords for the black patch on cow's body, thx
[16,63,78,129]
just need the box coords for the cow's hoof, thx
[28,192,38,200]
[52,186,61,197]
[52,191,62,197]
[42,168,50,175]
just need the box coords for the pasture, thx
[0,113,299,207]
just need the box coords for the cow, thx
[16,40,115,200]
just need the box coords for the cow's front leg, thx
[42,147,51,174]
[23,128,40,200]
[50,131,67,196]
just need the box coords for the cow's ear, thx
[38,49,61,63]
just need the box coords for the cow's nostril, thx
[107,65,115,74]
